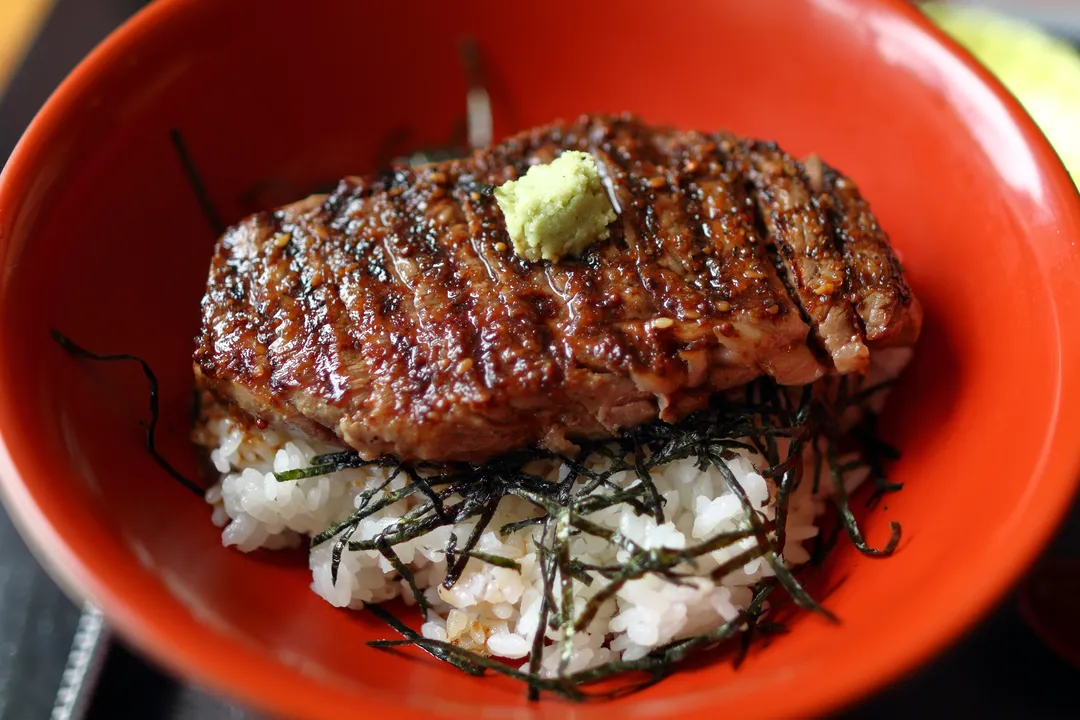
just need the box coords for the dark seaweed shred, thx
[170,129,226,236]
[51,330,204,497]
[268,375,901,701]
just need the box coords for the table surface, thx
[0,1,1078,718]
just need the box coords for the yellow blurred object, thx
[923,2,1080,184]
[0,0,55,97]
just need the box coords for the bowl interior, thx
[2,1,1080,718]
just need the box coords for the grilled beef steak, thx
[193,115,921,462]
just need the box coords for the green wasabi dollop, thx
[494,150,618,263]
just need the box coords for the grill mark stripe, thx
[382,168,477,416]
[341,176,429,430]
[670,133,824,385]
[301,220,352,402]
[559,119,636,347]
[814,160,918,346]
[734,138,869,373]
[592,121,667,319]
[581,120,656,372]
[455,168,559,393]
[260,215,307,395]
[642,129,715,320]
[413,171,503,405]
[702,136,799,319]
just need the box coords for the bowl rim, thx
[2,0,1080,718]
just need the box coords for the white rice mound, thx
[200,349,910,676]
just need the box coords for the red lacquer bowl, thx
[2,1,1079,718]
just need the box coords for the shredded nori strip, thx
[170,129,225,236]
[51,330,204,497]
[826,439,902,557]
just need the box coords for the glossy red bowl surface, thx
[2,1,1080,718]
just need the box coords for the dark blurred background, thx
[0,1,1079,718]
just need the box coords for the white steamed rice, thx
[199,348,910,676]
